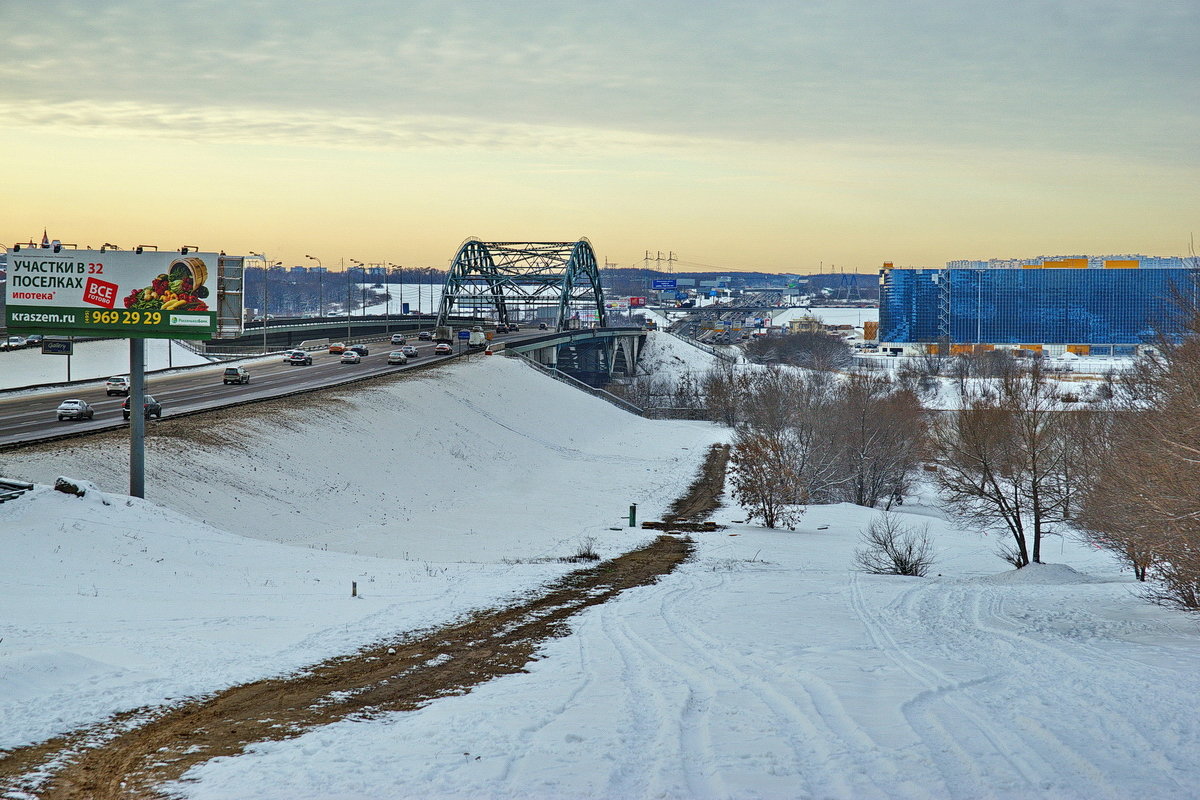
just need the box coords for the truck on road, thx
[433,326,454,344]
[468,327,487,349]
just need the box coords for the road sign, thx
[4,248,221,340]
[652,279,677,290]
[41,339,73,355]
[458,329,470,339]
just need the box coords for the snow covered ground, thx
[633,330,723,384]
[772,305,878,329]
[4,351,1200,798]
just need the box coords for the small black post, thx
[628,503,637,528]
[352,581,357,597]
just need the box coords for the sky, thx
[1,0,1197,273]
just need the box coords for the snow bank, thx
[0,338,210,391]
[634,330,721,385]
[976,561,1105,585]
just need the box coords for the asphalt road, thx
[0,334,513,450]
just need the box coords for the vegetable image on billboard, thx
[4,249,220,339]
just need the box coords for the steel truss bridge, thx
[435,239,606,330]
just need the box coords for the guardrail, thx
[662,329,740,363]
[0,478,35,503]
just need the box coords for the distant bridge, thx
[436,239,606,330]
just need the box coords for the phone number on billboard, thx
[85,310,164,326]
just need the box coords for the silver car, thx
[57,399,95,421]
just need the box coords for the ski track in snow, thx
[853,574,1196,799]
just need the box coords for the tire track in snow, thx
[598,595,698,799]
[850,574,1045,799]
[657,569,903,799]
[939,581,1188,795]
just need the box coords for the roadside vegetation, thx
[638,299,1200,610]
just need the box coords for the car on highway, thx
[328,342,347,353]
[285,350,313,365]
[349,344,370,356]
[122,395,162,420]
[417,331,432,341]
[282,348,305,361]
[390,333,406,345]
[25,334,45,347]
[105,376,132,396]
[434,343,453,355]
[340,350,362,364]
[538,322,548,330]
[222,366,251,385]
[56,399,95,421]
[2,336,27,351]
[400,345,419,358]
[386,350,409,365]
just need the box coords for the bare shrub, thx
[853,513,936,576]
[568,537,600,562]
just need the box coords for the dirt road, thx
[0,443,730,799]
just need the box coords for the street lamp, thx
[347,259,362,340]
[388,262,405,317]
[305,254,323,318]
[248,251,271,352]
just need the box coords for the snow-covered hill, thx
[3,355,1199,799]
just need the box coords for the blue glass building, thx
[879,258,1197,354]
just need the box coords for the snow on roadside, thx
[0,338,211,391]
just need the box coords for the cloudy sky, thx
[1,0,1196,272]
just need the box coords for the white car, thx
[2,336,27,351]
[390,333,406,345]
[105,375,132,396]
[340,350,362,364]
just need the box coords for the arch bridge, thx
[435,239,606,330]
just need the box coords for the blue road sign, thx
[41,340,73,355]
[458,330,470,339]
[652,279,677,290]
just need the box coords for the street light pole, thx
[249,251,270,353]
[306,254,323,318]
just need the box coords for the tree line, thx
[645,318,1200,609]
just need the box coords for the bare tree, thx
[932,370,1078,567]
[829,372,926,508]
[854,512,936,576]
[728,429,805,529]
[1076,298,1200,602]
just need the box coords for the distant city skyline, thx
[1,1,1196,273]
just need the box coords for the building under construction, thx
[877,256,1197,356]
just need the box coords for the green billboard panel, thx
[4,249,220,339]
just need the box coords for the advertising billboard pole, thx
[129,338,146,498]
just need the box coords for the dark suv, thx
[122,395,163,420]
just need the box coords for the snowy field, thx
[4,351,1200,798]
[772,305,878,329]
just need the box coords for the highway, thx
[0,333,517,450]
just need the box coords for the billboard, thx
[629,296,647,307]
[4,249,223,340]
[652,279,677,290]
